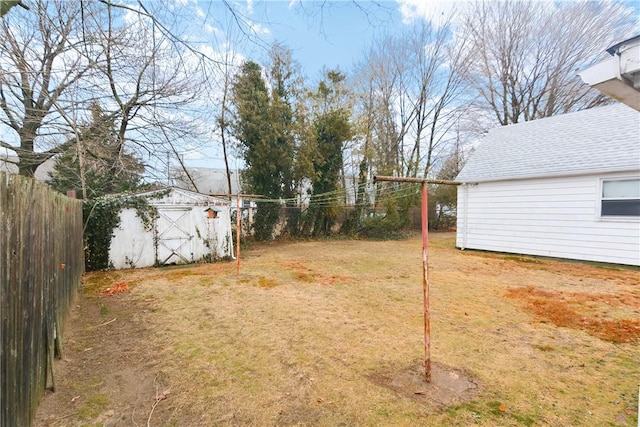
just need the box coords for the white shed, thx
[456,103,640,266]
[109,188,234,269]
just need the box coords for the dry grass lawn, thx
[35,233,639,426]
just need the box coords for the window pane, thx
[602,179,640,198]
[601,199,640,216]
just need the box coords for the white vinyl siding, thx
[456,173,640,266]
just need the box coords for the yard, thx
[34,233,639,426]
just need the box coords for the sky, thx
[187,0,639,79]
[176,0,640,171]
[233,1,424,78]
[178,0,455,168]
[0,0,449,174]
[3,0,639,175]
[170,0,463,81]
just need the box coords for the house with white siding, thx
[456,103,640,266]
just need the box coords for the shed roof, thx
[0,155,56,182]
[456,103,640,183]
[171,167,241,196]
[126,187,231,206]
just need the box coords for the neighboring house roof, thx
[579,35,640,111]
[171,167,241,196]
[0,156,56,182]
[457,103,640,183]
[120,186,231,206]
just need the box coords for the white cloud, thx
[181,144,206,160]
[396,0,462,27]
[123,8,143,25]
[248,21,271,35]
[246,0,254,15]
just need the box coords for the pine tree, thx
[307,71,352,236]
[231,50,303,240]
[231,61,278,240]
[48,102,144,199]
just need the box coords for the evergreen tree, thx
[266,43,299,201]
[231,60,284,240]
[306,71,352,236]
[48,102,144,199]
[231,47,303,240]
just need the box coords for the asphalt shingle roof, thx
[456,103,640,182]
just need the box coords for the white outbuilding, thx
[109,187,234,269]
[456,103,640,266]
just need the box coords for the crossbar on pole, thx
[373,175,462,185]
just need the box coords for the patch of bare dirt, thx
[280,259,352,285]
[368,361,479,408]
[461,250,640,286]
[34,285,174,426]
[506,285,640,343]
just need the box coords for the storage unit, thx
[109,188,234,269]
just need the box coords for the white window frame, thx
[599,177,640,220]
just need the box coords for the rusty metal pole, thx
[421,182,431,382]
[236,195,241,277]
[372,175,461,383]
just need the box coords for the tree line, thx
[0,0,634,238]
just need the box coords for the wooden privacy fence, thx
[0,172,84,426]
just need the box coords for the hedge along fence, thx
[0,172,84,426]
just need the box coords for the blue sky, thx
[245,1,405,78]
[194,0,640,81]
[175,0,640,170]
[178,0,424,168]
[188,0,442,78]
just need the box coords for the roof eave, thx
[457,167,640,184]
[579,43,640,112]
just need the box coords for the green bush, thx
[360,198,410,240]
[83,193,160,271]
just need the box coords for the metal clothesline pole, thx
[208,194,263,278]
[373,175,461,382]
[236,195,241,277]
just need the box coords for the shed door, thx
[156,208,192,265]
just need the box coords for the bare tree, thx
[461,0,636,127]
[215,44,242,196]
[0,0,211,181]
[352,16,468,181]
[84,2,209,181]
[0,1,92,176]
[400,22,470,178]
[357,36,403,177]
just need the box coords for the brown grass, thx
[36,233,640,426]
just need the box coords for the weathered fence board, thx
[0,172,83,426]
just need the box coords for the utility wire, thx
[243,180,425,209]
